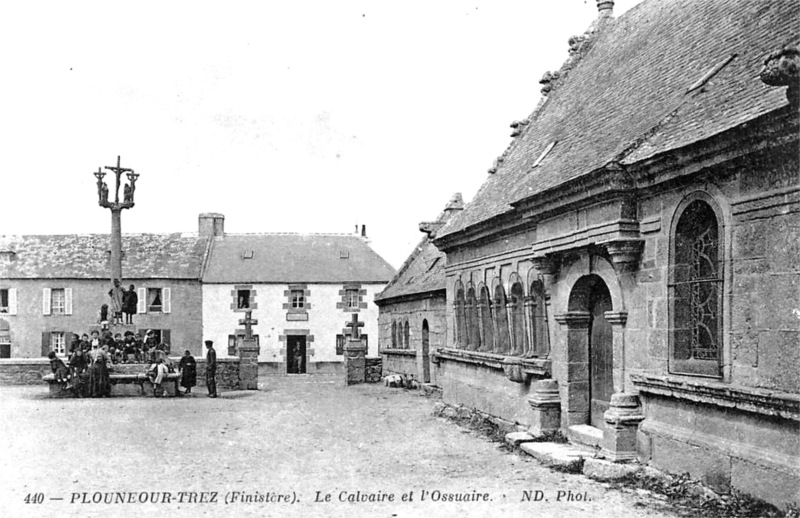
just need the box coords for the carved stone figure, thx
[100,182,109,204]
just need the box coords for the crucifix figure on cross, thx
[346,312,364,340]
[239,310,258,341]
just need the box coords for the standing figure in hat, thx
[205,340,217,398]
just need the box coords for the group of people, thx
[106,279,139,326]
[47,328,207,398]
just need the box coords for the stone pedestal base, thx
[344,339,367,386]
[527,379,562,435]
[602,392,645,462]
[238,339,260,390]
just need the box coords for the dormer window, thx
[340,250,350,259]
[242,250,254,260]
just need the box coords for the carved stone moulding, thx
[604,311,628,326]
[760,43,799,105]
[530,254,561,276]
[502,357,526,383]
[603,239,644,273]
[555,311,591,329]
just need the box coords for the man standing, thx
[205,340,217,398]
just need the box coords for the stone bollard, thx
[601,392,645,462]
[344,338,367,385]
[527,379,562,435]
[238,338,260,390]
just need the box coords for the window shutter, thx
[65,332,74,351]
[162,329,171,348]
[8,289,17,315]
[41,332,50,356]
[64,288,73,315]
[42,288,51,315]
[137,288,146,314]
[163,288,171,314]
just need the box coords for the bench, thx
[43,372,181,397]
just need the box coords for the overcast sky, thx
[0,0,641,269]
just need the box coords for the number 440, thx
[24,493,44,504]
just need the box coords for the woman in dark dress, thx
[88,345,111,397]
[178,350,197,395]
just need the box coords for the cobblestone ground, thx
[0,376,683,518]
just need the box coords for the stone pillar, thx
[527,379,562,436]
[601,392,645,462]
[344,338,367,385]
[554,312,592,426]
[523,297,535,357]
[238,338,260,390]
[110,208,122,281]
[605,311,628,393]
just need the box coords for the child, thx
[48,351,70,389]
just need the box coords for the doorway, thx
[286,335,307,374]
[588,279,613,428]
[421,319,430,383]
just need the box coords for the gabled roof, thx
[0,234,209,279]
[439,0,798,239]
[374,238,445,302]
[375,194,463,302]
[201,234,395,284]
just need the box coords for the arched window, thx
[493,284,510,355]
[479,286,494,352]
[404,320,410,349]
[528,280,549,357]
[466,287,480,351]
[670,198,723,377]
[454,282,467,349]
[509,282,526,356]
[391,320,397,349]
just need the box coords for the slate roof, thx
[439,0,798,238]
[201,234,395,284]
[375,194,463,302]
[374,237,445,302]
[0,234,209,279]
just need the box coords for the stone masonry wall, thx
[0,357,241,390]
[377,294,446,386]
[365,357,382,383]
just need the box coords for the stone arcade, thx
[382,0,800,508]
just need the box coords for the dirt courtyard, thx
[0,376,681,518]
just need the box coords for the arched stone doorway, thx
[566,274,614,429]
[421,319,431,383]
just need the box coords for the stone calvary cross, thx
[346,312,364,340]
[239,310,258,340]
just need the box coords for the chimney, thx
[443,193,464,218]
[199,213,225,238]
[361,225,367,238]
[597,0,614,17]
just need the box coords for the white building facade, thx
[199,215,394,374]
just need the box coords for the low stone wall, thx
[0,357,241,390]
[366,358,382,383]
[436,351,538,427]
[633,376,800,509]
[381,349,418,381]
[0,359,51,385]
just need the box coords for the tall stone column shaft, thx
[111,208,122,281]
